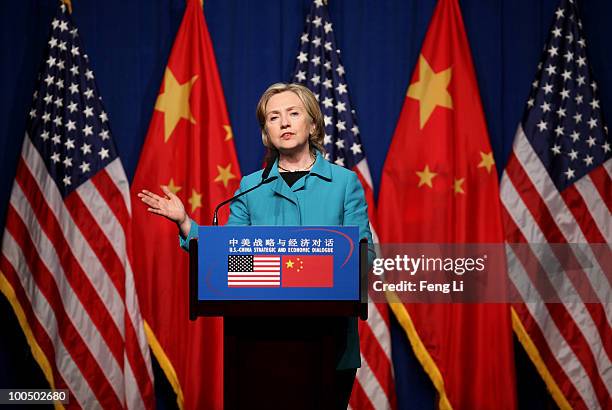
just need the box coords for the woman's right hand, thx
[137,186,191,237]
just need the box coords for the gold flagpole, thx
[61,0,72,14]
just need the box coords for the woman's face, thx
[264,91,315,155]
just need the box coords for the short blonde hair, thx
[256,83,326,163]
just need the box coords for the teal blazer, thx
[181,152,372,369]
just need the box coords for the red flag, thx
[377,0,517,408]
[130,0,241,408]
[0,3,154,408]
[281,255,333,287]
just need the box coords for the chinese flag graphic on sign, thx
[281,255,333,287]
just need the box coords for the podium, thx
[189,226,367,409]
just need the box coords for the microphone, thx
[212,152,278,226]
[261,151,277,180]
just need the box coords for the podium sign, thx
[189,226,365,318]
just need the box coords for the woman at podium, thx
[138,83,372,409]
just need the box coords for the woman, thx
[138,83,372,408]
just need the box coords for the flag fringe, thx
[143,320,185,410]
[386,291,453,410]
[511,307,572,410]
[0,272,65,410]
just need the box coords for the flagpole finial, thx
[61,0,72,14]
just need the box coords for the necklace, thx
[278,155,316,172]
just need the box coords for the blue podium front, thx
[189,226,366,319]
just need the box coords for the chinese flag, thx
[281,255,333,287]
[377,0,517,409]
[130,1,241,409]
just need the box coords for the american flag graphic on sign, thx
[227,255,281,287]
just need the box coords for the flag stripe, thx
[605,159,612,180]
[504,153,567,242]
[17,139,158,405]
[512,304,590,410]
[357,324,393,409]
[122,292,155,398]
[348,376,376,410]
[504,244,602,408]
[10,178,129,354]
[123,354,144,410]
[0,254,94,410]
[365,302,392,360]
[2,219,121,409]
[76,178,156,390]
[357,313,393,393]
[90,166,131,236]
[77,174,156,398]
[354,164,378,227]
[511,127,597,244]
[501,184,612,407]
[14,160,127,351]
[587,165,612,213]
[67,188,127,298]
[80,169,155,387]
[502,164,607,303]
[66,184,158,402]
[574,168,612,242]
[504,149,612,308]
[501,173,612,347]
[0,260,74,404]
[505,242,612,403]
[560,185,607,243]
[21,137,127,325]
[355,351,388,410]
[103,158,132,216]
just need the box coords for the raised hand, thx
[137,186,191,237]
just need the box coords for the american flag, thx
[292,1,396,408]
[500,0,611,408]
[0,3,154,408]
[227,255,281,287]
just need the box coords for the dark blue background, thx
[1,0,610,408]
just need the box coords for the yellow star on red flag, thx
[416,165,438,188]
[214,163,236,187]
[223,125,233,141]
[154,68,198,142]
[407,54,453,129]
[478,151,495,173]
[453,178,465,194]
[188,188,202,212]
[163,177,182,195]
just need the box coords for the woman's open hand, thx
[137,186,191,236]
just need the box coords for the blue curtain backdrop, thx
[1,0,610,408]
